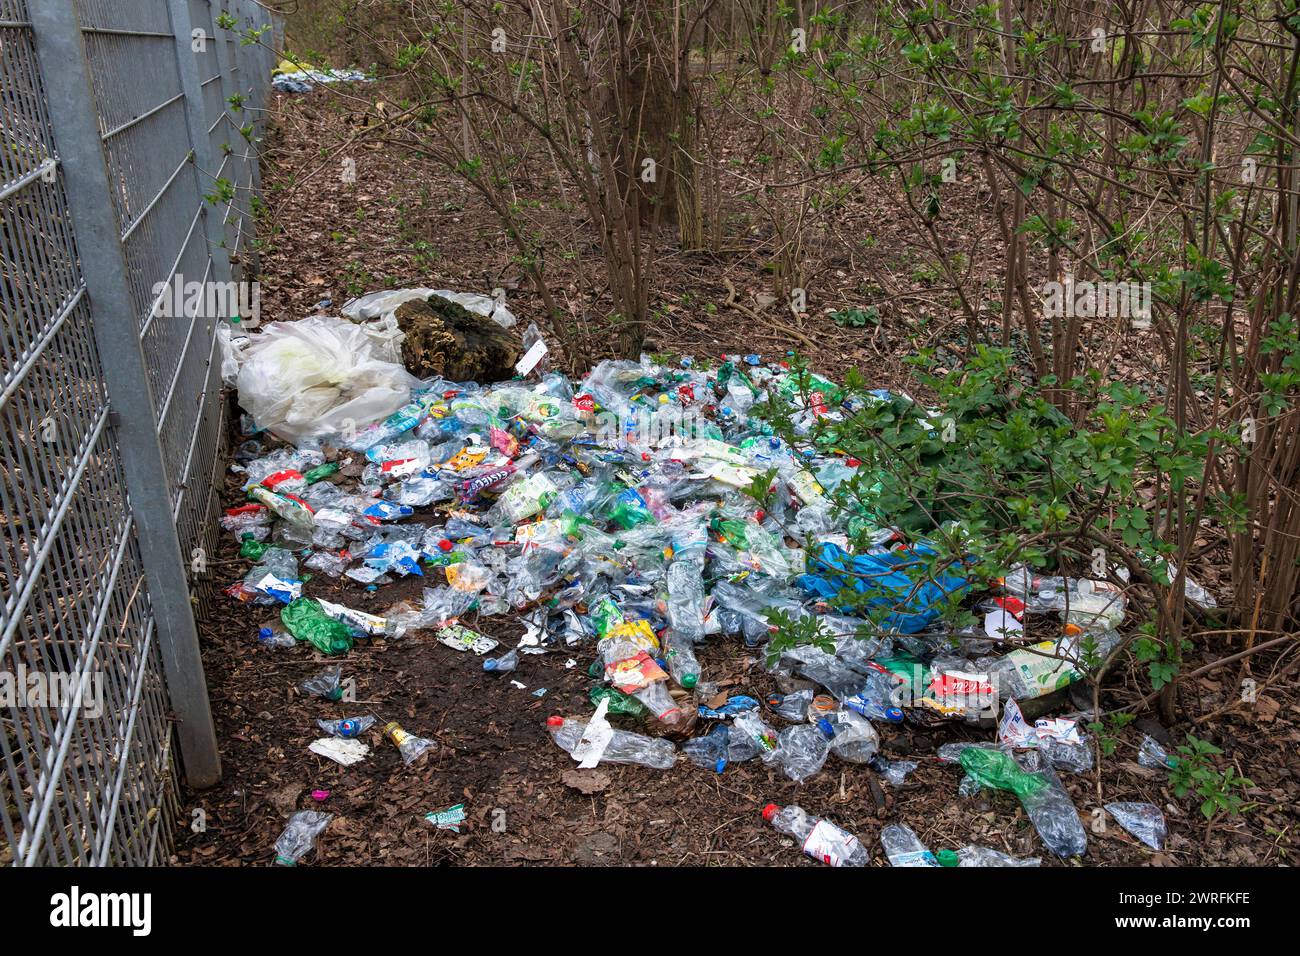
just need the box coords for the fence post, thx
[236,1,268,203]
[169,0,236,287]
[28,0,222,789]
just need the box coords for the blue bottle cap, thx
[258,627,272,640]
[483,659,497,671]
[714,758,727,774]
[816,717,836,739]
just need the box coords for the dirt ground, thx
[173,85,1299,867]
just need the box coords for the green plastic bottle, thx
[281,598,354,656]
[303,462,340,484]
[589,685,649,717]
[958,747,1047,799]
[239,535,270,561]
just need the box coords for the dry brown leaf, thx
[561,768,611,794]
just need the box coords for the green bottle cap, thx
[681,673,697,689]
[937,849,959,867]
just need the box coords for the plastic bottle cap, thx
[258,627,272,639]
[681,673,697,689]
[816,717,836,739]
[761,803,779,822]
[438,539,453,552]
[937,849,960,867]
[1063,622,1084,636]
[546,716,564,727]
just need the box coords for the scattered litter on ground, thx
[272,61,373,94]
[216,287,1189,864]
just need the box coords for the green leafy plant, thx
[1168,734,1255,822]
[1085,713,1136,758]
[829,306,880,328]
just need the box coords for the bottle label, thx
[606,650,668,693]
[384,723,411,747]
[888,848,940,867]
[803,820,860,867]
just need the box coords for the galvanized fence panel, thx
[1,0,280,866]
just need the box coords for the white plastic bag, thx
[341,287,518,330]
[234,317,419,444]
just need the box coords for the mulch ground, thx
[172,84,1298,867]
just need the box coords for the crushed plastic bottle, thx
[958,747,1087,857]
[763,804,868,867]
[682,723,732,773]
[546,715,676,769]
[956,845,1042,867]
[298,667,344,700]
[273,810,332,865]
[768,689,815,722]
[281,598,355,655]
[1137,734,1178,769]
[769,722,832,782]
[382,720,436,765]
[257,626,296,649]
[483,646,519,673]
[880,823,940,867]
[317,715,375,738]
[1105,802,1167,850]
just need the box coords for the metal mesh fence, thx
[1,0,279,866]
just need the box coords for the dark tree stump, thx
[392,294,522,382]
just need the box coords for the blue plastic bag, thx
[795,542,968,633]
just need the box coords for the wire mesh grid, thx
[1,0,279,865]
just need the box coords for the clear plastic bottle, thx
[682,723,731,773]
[273,811,332,866]
[762,804,868,867]
[1058,577,1127,632]
[316,715,376,738]
[999,563,1068,612]
[733,710,780,757]
[631,679,687,727]
[257,626,296,649]
[666,530,708,643]
[958,747,1088,857]
[664,631,701,689]
[483,647,519,673]
[956,845,1042,867]
[815,707,880,763]
[382,721,437,766]
[771,723,832,782]
[880,823,940,867]
[545,716,676,769]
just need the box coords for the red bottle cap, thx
[438,539,453,552]
[761,803,779,821]
[546,716,564,727]
[755,509,766,521]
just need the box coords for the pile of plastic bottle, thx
[226,350,1176,866]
